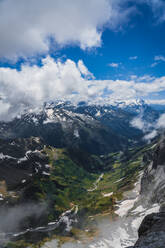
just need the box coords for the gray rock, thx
[131,137,165,248]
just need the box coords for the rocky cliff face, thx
[133,137,165,247]
[134,212,165,248]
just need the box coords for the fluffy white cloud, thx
[157,113,165,128]
[131,111,165,142]
[0,101,10,120]
[0,0,164,60]
[0,57,90,120]
[146,99,165,105]
[145,113,165,140]
[77,60,94,79]
[144,130,158,141]
[1,56,165,120]
[130,116,145,130]
[0,0,134,60]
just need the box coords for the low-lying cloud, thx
[131,115,147,131]
[144,130,158,141]
[157,113,165,128]
[0,203,46,234]
[131,112,165,142]
[1,56,165,121]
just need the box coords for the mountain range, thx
[0,100,164,247]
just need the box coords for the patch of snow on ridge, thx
[46,108,54,118]
[44,164,50,169]
[115,198,138,218]
[74,129,79,138]
[43,118,56,124]
[43,108,57,124]
[115,175,142,218]
[10,141,15,146]
[131,203,160,230]
[87,173,104,192]
[102,192,113,197]
[95,110,101,117]
[17,156,28,163]
[0,153,16,160]
[42,171,50,176]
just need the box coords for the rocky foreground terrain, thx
[130,137,165,248]
[0,102,164,247]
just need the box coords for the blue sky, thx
[1,0,165,80]
[54,3,165,81]
[0,0,165,120]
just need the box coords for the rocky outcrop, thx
[140,138,165,205]
[132,137,165,247]
[0,137,49,191]
[134,212,165,247]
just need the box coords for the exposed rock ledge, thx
[130,137,165,248]
[132,212,165,248]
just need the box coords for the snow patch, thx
[115,198,138,218]
[102,192,113,197]
[17,156,28,164]
[131,203,160,229]
[44,164,50,169]
[0,153,16,160]
[74,129,79,138]
[95,110,101,117]
[42,171,50,176]
[46,108,54,118]
[88,173,104,192]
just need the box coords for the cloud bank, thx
[0,0,165,60]
[131,112,165,142]
[1,56,165,120]
[0,0,135,60]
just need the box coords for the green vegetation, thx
[4,142,155,248]
[30,143,154,220]
[31,147,97,220]
[76,144,154,216]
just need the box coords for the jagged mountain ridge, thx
[0,100,164,247]
[0,100,160,155]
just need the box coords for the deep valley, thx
[0,101,164,247]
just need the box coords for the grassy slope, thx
[28,147,97,220]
